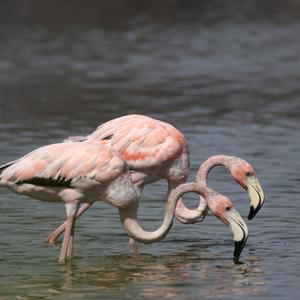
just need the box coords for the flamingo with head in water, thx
[0,141,248,263]
[47,114,264,246]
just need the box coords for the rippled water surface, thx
[0,2,300,299]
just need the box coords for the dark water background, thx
[0,1,300,299]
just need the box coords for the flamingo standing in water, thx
[47,115,264,246]
[0,142,248,263]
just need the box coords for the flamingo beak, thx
[226,208,249,264]
[247,176,265,220]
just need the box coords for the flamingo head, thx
[227,157,265,220]
[208,194,249,264]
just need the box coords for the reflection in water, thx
[15,252,265,299]
[195,257,265,298]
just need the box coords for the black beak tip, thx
[248,206,255,220]
[234,237,247,263]
[248,204,262,220]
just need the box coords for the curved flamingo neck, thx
[196,155,234,186]
[119,182,213,243]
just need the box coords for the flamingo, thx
[47,115,264,245]
[0,142,248,263]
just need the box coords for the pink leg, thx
[59,215,75,263]
[47,203,92,245]
[66,225,75,258]
[58,202,79,263]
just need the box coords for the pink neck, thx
[196,155,234,186]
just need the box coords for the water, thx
[0,2,300,299]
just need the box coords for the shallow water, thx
[1,2,300,299]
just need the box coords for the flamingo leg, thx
[47,203,92,245]
[66,222,75,258]
[59,202,79,263]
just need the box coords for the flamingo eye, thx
[225,206,231,211]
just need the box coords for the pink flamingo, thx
[47,115,264,245]
[0,142,248,263]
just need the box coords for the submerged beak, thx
[226,208,249,264]
[247,176,264,220]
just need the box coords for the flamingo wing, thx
[66,115,189,170]
[0,159,19,173]
[0,143,126,188]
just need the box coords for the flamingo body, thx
[0,143,137,207]
[68,115,190,187]
[0,142,140,262]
